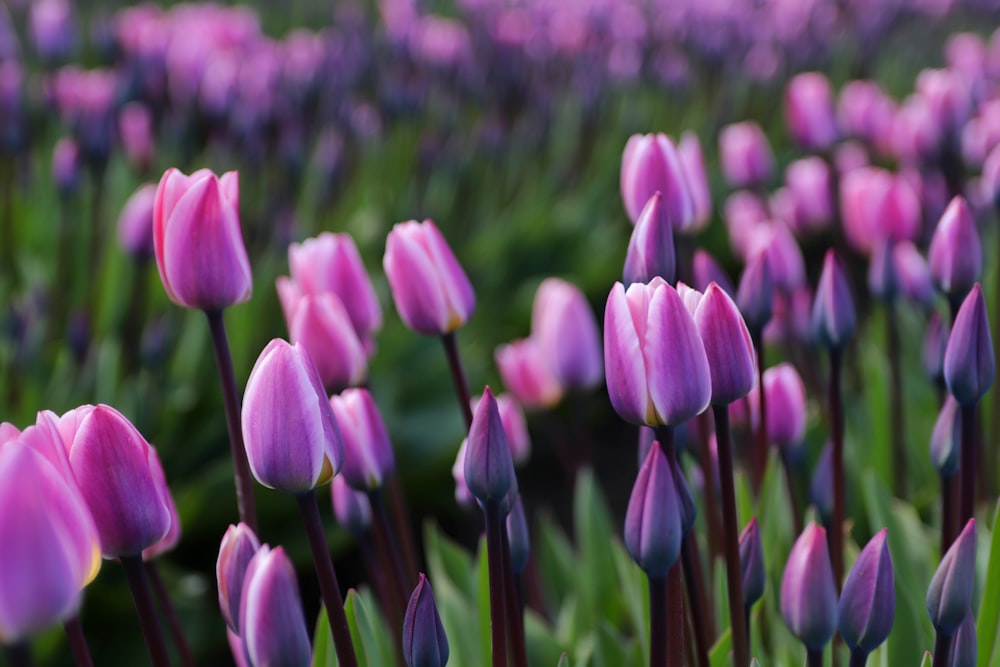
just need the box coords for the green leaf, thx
[592,620,632,667]
[313,605,335,667]
[611,538,648,664]
[709,627,732,667]
[573,469,622,631]
[920,650,933,667]
[536,512,577,606]
[557,652,570,667]
[344,591,369,667]
[424,520,475,598]
[351,589,396,667]
[977,500,1000,667]
[524,609,566,666]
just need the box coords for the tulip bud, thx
[719,121,775,189]
[671,455,697,536]
[241,339,344,493]
[329,388,395,491]
[724,191,769,259]
[153,168,252,310]
[624,192,675,286]
[893,241,935,308]
[117,183,156,261]
[838,529,895,655]
[495,338,563,409]
[620,133,694,225]
[812,250,856,349]
[217,523,261,633]
[737,250,774,331]
[383,219,475,335]
[30,0,75,63]
[944,284,994,406]
[142,449,182,561]
[927,518,976,635]
[471,392,531,464]
[930,396,961,477]
[451,439,474,508]
[928,197,982,299]
[867,241,898,303]
[531,278,603,391]
[331,474,373,535]
[740,518,765,607]
[784,157,834,233]
[692,250,735,297]
[694,283,757,405]
[949,609,977,667]
[625,441,683,579]
[66,405,172,557]
[506,496,531,574]
[403,573,450,667]
[785,72,839,151]
[810,443,833,525]
[924,312,950,385]
[747,222,805,293]
[781,523,838,651]
[52,135,82,197]
[464,387,517,513]
[604,278,711,426]
[915,68,972,138]
[119,102,154,172]
[285,292,368,392]
[240,546,311,667]
[764,363,807,449]
[678,132,712,231]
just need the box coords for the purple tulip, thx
[928,197,982,299]
[241,339,344,493]
[331,474,373,535]
[719,121,775,189]
[839,168,920,255]
[810,443,833,524]
[915,68,972,138]
[66,405,172,557]
[240,546,311,667]
[927,518,976,635]
[283,291,368,392]
[531,278,603,391]
[784,157,833,233]
[29,0,75,62]
[671,454,697,536]
[949,609,977,667]
[764,363,807,449]
[746,222,805,293]
[142,448,182,561]
[781,523,838,651]
[838,529,895,655]
[676,281,704,315]
[867,241,898,302]
[924,313,950,385]
[944,284,994,406]
[153,168,252,310]
[117,183,157,261]
[892,242,935,308]
[723,191,769,259]
[603,278,711,426]
[506,496,531,574]
[464,387,517,513]
[692,250,735,297]
[623,192,676,286]
[216,523,261,633]
[620,133,694,225]
[740,518,765,607]
[495,338,563,409]
[737,250,774,331]
[930,396,961,477]
[624,441,683,579]
[694,282,757,405]
[785,72,839,151]
[403,573,450,667]
[451,439,473,508]
[678,131,712,231]
[119,102,154,172]
[288,232,383,342]
[471,391,531,465]
[383,219,475,335]
[52,135,82,196]
[812,250,856,349]
[838,80,896,146]
[329,388,395,491]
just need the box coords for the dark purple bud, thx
[867,241,897,303]
[944,284,994,406]
[740,518,765,607]
[620,133,694,226]
[809,443,833,525]
[671,455,697,536]
[924,312,950,385]
[781,523,838,651]
[694,282,758,405]
[506,495,530,574]
[624,441,683,579]
[838,529,895,655]
[403,573,449,667]
[929,197,982,299]
[692,250,735,297]
[949,609,977,667]
[464,386,517,513]
[331,474,372,536]
[624,192,675,286]
[930,396,961,477]
[812,250,856,349]
[893,242,935,309]
[737,250,774,331]
[927,518,976,635]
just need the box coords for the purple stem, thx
[649,575,668,667]
[370,489,412,616]
[62,616,93,667]
[681,535,712,667]
[932,632,953,667]
[502,525,528,667]
[940,473,958,554]
[387,476,420,582]
[146,560,195,667]
[960,404,977,524]
[808,647,825,667]
[441,332,474,429]
[829,348,845,592]
[121,555,171,667]
[656,427,687,667]
[484,502,509,667]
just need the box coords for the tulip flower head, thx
[809,443,834,525]
[678,131,712,230]
[623,192,675,286]
[464,387,517,513]
[239,546,311,667]
[506,496,531,574]
[781,523,838,651]
[950,610,977,667]
[403,574,450,667]
[153,168,252,310]
[495,338,563,409]
[620,133,694,226]
[929,197,982,299]
[531,277,603,391]
[719,121,775,189]
[740,518,765,607]
[930,397,961,477]
[943,284,994,406]
[927,519,976,635]
[117,183,157,260]
[838,529,895,655]
[624,441,683,579]
[217,523,261,633]
[694,282,757,405]
[331,474,373,535]
[329,388,395,491]
[471,391,531,464]
[283,291,368,392]
[924,312,950,385]
[785,72,839,151]
[692,250,735,296]
[812,250,856,349]
[737,250,774,332]
[383,219,475,335]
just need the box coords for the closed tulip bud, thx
[532,278,603,391]
[153,168,251,310]
[30,0,74,63]
[228,628,250,667]
[331,474,372,535]
[471,392,531,464]
[737,250,774,331]
[785,72,839,151]
[142,449,182,561]
[329,388,395,491]
[893,242,935,308]
[692,250,735,296]
[217,523,261,633]
[785,157,833,232]
[620,133,694,226]
[625,441,683,579]
[464,387,517,513]
[678,132,712,231]
[241,339,344,493]
[930,396,961,477]
[838,529,895,655]
[506,496,530,574]
[724,191,769,259]
[924,313,950,385]
[119,102,154,172]
[0,446,98,642]
[495,338,563,409]
[624,192,676,286]
[719,121,775,189]
[240,546,311,667]
[781,523,838,651]
[949,609,977,667]
[929,197,982,299]
[451,439,474,508]
[66,405,172,557]
[286,291,368,393]
[812,250,856,349]
[740,518,765,607]
[671,455,697,536]
[916,68,972,137]
[117,183,156,261]
[383,219,475,335]
[867,241,897,302]
[810,443,833,524]
[604,278,711,426]
[747,222,805,294]
[288,232,382,341]
[944,284,994,406]
[403,573,449,667]
[927,519,976,635]
[694,283,757,405]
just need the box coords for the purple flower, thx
[678,131,712,231]
[740,518,765,607]
[329,388,395,491]
[620,133,693,225]
[930,396,961,477]
[240,546,311,667]
[928,196,982,299]
[924,313,950,385]
[785,72,839,151]
[949,609,977,667]
[471,391,531,464]
[117,183,157,261]
[331,474,372,535]
[692,250,735,297]
[624,192,676,286]
[464,387,517,513]
[781,523,838,651]
[403,573,449,667]
[737,250,774,331]
[283,291,368,392]
[927,519,976,635]
[532,278,603,391]
[719,121,775,189]
[944,284,994,406]
[216,523,261,633]
[838,529,895,655]
[495,338,563,409]
[694,282,757,405]
[764,363,807,449]
[506,496,531,574]
[624,441,683,579]
[784,157,833,233]
[812,250,856,349]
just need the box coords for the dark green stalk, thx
[959,404,977,524]
[711,406,749,667]
[829,348,845,592]
[296,491,358,667]
[205,309,258,531]
[146,561,195,667]
[932,633,953,667]
[649,575,668,667]
[484,502,509,667]
[62,616,93,667]
[121,555,171,667]
[441,332,474,429]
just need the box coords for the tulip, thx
[284,291,368,392]
[924,313,950,386]
[739,518,765,607]
[692,250,735,296]
[329,388,395,491]
[29,0,74,63]
[52,135,82,197]
[531,278,603,391]
[216,523,261,634]
[678,131,712,230]
[927,519,976,635]
[949,610,977,667]
[240,546,311,667]
[241,339,343,493]
[506,496,531,574]
[495,338,563,409]
[142,449,182,562]
[603,278,711,426]
[383,219,475,335]
[785,72,839,151]
[930,397,961,477]
[153,168,252,310]
[451,439,474,508]
[117,184,157,261]
[737,250,773,332]
[810,443,834,525]
[119,102,154,172]
[928,197,982,300]
[402,574,449,667]
[676,281,703,315]
[892,241,935,308]
[719,121,775,189]
[812,250,856,349]
[944,284,994,406]
[723,191,769,259]
[288,232,382,341]
[781,523,838,652]
[867,241,897,303]
[746,222,805,293]
[624,441,682,579]
[916,68,972,138]
[331,475,373,535]
[764,363,807,449]
[620,133,694,225]
[623,192,675,286]
[838,529,895,657]
[471,391,531,465]
[694,282,757,405]
[464,387,517,513]
[784,157,833,233]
